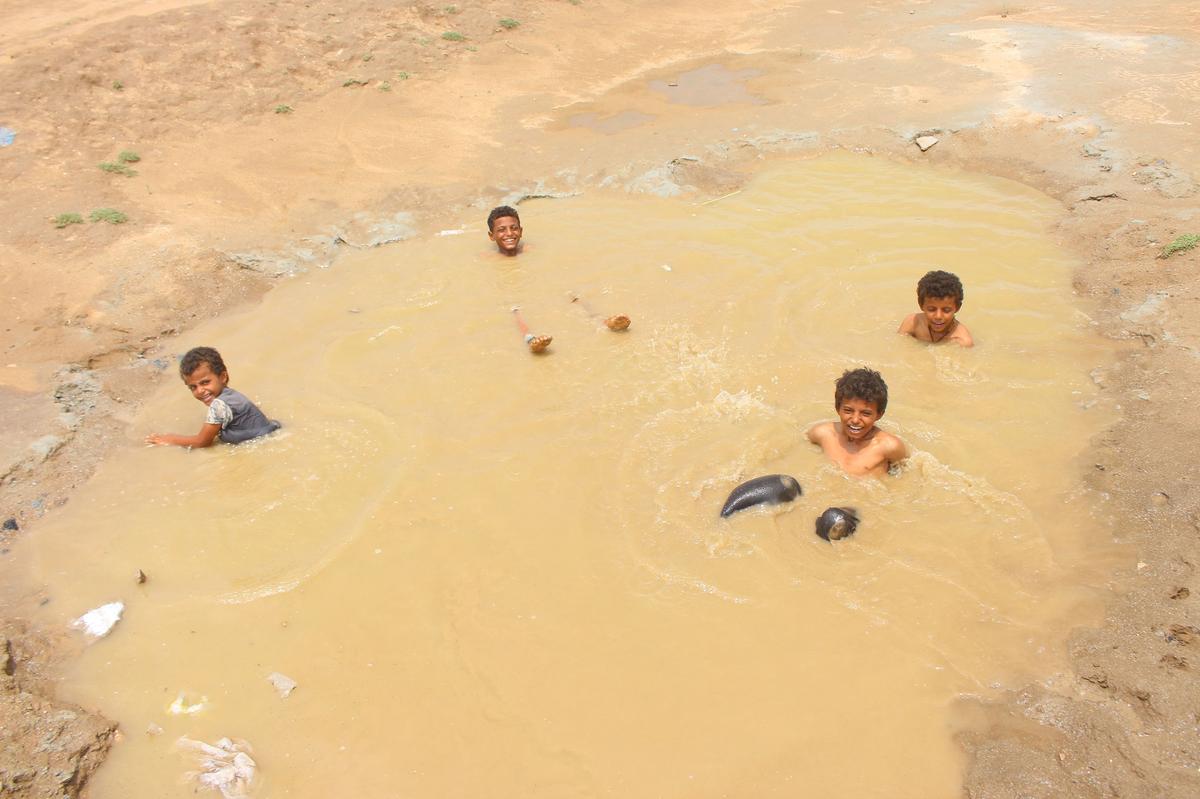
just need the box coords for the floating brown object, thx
[512,307,552,354]
[570,293,631,332]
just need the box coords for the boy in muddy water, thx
[807,367,908,477]
[898,269,974,346]
[486,205,630,353]
[146,346,280,448]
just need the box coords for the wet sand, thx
[1,1,1199,797]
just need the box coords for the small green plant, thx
[98,161,136,177]
[362,53,374,62]
[117,150,140,163]
[275,104,294,114]
[499,18,520,29]
[441,31,465,41]
[342,78,368,87]
[418,37,433,46]
[90,208,128,224]
[444,5,459,13]
[466,45,477,51]
[112,80,123,90]
[1160,233,1199,259]
[53,213,84,229]
[379,81,391,91]
[396,71,410,80]
[567,0,582,5]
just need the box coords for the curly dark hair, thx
[179,346,226,378]
[916,270,964,306]
[486,205,520,232]
[834,367,888,416]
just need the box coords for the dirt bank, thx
[1,0,1198,796]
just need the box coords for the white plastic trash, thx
[72,601,124,638]
[177,736,256,799]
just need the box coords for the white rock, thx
[71,601,124,638]
[915,136,940,152]
[267,671,298,698]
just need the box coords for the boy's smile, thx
[921,295,960,337]
[837,398,881,443]
[488,216,522,255]
[183,363,229,406]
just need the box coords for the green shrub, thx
[117,150,140,163]
[275,104,294,114]
[90,208,128,224]
[499,18,520,29]
[53,213,84,229]
[1160,234,1199,259]
[98,161,136,177]
[441,31,465,41]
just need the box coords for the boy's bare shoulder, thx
[807,420,836,442]
[949,322,974,347]
[898,312,920,334]
[873,428,908,460]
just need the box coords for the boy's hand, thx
[145,433,169,445]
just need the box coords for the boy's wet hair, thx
[917,270,964,307]
[179,346,226,378]
[486,205,520,232]
[834,367,888,415]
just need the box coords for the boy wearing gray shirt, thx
[146,346,280,448]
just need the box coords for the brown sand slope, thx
[1,1,1198,796]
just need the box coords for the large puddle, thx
[3,154,1124,797]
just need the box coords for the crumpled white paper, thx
[177,736,256,798]
[71,601,124,638]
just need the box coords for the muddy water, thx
[4,154,1123,797]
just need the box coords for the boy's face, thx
[183,363,229,406]
[919,295,961,335]
[488,215,522,255]
[837,397,882,442]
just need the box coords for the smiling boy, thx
[146,346,280,448]
[487,205,523,256]
[898,269,974,347]
[807,367,908,477]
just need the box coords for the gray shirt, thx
[204,387,281,444]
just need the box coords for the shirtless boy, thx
[807,367,908,477]
[487,205,523,256]
[898,269,974,347]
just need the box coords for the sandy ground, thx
[1,0,1198,796]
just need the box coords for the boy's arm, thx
[897,313,918,335]
[146,423,222,448]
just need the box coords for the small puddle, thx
[648,63,766,106]
[1,153,1122,798]
[566,110,656,134]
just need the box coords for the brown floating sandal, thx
[525,333,553,353]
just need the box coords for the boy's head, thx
[916,270,964,337]
[487,205,522,255]
[179,346,229,406]
[834,368,888,442]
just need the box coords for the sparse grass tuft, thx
[90,208,128,224]
[362,53,374,62]
[275,104,294,113]
[53,213,84,229]
[499,18,520,29]
[342,78,368,87]
[117,150,140,163]
[1160,233,1199,259]
[379,81,392,91]
[444,5,459,13]
[441,31,466,41]
[98,161,137,177]
[397,71,410,80]
[112,80,123,90]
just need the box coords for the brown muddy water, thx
[2,154,1125,797]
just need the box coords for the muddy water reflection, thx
[6,154,1122,798]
